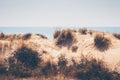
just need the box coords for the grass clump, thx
[58,54,68,77]
[74,57,120,80]
[0,42,2,53]
[79,28,87,34]
[53,30,61,39]
[8,45,40,78]
[0,61,8,75]
[41,61,58,78]
[94,33,111,51]
[88,30,93,35]
[0,32,5,40]
[14,46,40,69]
[8,58,32,78]
[56,29,76,48]
[23,33,32,40]
[36,34,47,39]
[113,33,120,40]
[72,45,78,52]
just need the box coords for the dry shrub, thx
[1,52,120,80]
[6,34,16,41]
[56,29,76,48]
[0,33,15,40]
[58,54,68,76]
[53,30,61,39]
[73,29,77,32]
[23,33,32,40]
[56,54,120,80]
[42,50,47,54]
[88,30,93,35]
[0,65,7,75]
[73,57,120,80]
[16,34,23,40]
[0,59,8,75]
[113,33,120,40]
[36,34,47,39]
[0,32,5,40]
[41,61,58,78]
[14,46,40,69]
[94,33,111,51]
[79,28,87,34]
[8,58,32,78]
[0,42,2,53]
[0,41,10,54]
[72,45,78,52]
[0,33,9,40]
[8,45,41,78]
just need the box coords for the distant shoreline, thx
[0,27,120,39]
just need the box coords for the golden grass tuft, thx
[41,61,58,78]
[13,45,40,69]
[73,57,120,80]
[8,43,41,78]
[55,29,76,48]
[0,52,120,80]
[0,42,3,53]
[36,34,48,39]
[53,30,61,39]
[0,32,5,40]
[113,33,120,40]
[79,28,87,35]
[94,33,111,51]
[0,57,8,75]
[71,45,78,52]
[22,33,32,40]
[88,30,93,35]
[58,54,68,76]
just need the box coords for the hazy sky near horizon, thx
[0,0,120,26]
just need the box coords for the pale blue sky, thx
[0,0,120,26]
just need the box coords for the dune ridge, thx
[0,28,120,80]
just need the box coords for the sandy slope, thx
[0,30,120,73]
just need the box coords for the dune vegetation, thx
[0,28,120,80]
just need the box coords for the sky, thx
[0,0,120,26]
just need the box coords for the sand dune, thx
[0,29,120,80]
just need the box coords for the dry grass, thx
[0,42,3,53]
[23,33,32,40]
[71,45,78,52]
[0,58,7,75]
[55,29,76,48]
[7,44,41,78]
[53,30,61,39]
[0,33,24,41]
[79,28,87,35]
[6,34,17,41]
[0,41,11,54]
[0,32,5,40]
[41,61,58,78]
[13,45,40,69]
[0,52,120,80]
[0,33,10,40]
[36,34,48,39]
[58,54,68,76]
[73,57,120,80]
[88,30,93,35]
[113,33,120,40]
[94,33,111,51]
[0,30,120,80]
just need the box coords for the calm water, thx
[0,27,120,40]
